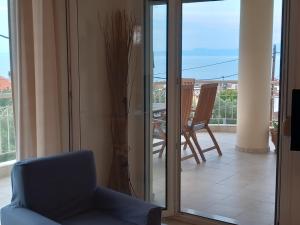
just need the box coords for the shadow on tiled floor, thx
[153,132,277,225]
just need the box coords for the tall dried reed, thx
[100,10,136,194]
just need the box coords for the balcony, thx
[153,79,279,128]
[153,132,276,225]
[0,89,16,213]
[0,91,16,164]
[152,79,278,225]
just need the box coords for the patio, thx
[153,132,276,225]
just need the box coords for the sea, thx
[153,47,281,82]
[153,47,281,112]
[0,46,282,81]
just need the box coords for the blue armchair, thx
[1,151,161,225]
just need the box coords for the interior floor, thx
[0,176,11,210]
[0,132,276,225]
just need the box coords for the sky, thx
[0,0,9,54]
[0,0,283,76]
[153,0,283,52]
[0,0,10,77]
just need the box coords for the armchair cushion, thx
[10,151,97,221]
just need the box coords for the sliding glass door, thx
[145,0,168,208]
[145,1,282,225]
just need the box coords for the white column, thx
[236,0,274,153]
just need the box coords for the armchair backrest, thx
[11,150,97,221]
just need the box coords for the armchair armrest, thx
[94,187,161,225]
[1,205,61,225]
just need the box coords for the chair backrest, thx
[11,150,97,221]
[192,83,218,126]
[181,79,195,129]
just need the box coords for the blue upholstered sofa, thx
[1,151,161,225]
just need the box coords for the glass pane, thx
[180,1,281,225]
[0,0,16,163]
[147,2,167,207]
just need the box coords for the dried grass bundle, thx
[100,10,136,195]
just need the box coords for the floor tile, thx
[153,132,277,225]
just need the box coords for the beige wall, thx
[76,0,145,197]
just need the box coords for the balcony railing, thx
[0,92,16,163]
[152,79,279,126]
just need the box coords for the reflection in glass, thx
[148,3,167,207]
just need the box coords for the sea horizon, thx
[153,46,281,82]
[0,46,281,81]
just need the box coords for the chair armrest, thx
[1,205,61,225]
[94,187,161,225]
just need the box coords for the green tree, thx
[211,89,238,125]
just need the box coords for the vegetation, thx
[0,92,16,163]
[211,89,238,125]
[272,120,279,129]
[152,87,238,125]
[153,88,166,103]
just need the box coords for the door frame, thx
[170,1,244,224]
[145,0,288,224]
[277,0,300,224]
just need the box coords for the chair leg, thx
[206,125,222,156]
[183,142,188,150]
[183,133,190,150]
[158,126,166,158]
[159,142,165,158]
[190,131,206,162]
[183,132,200,164]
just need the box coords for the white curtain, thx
[11,0,70,159]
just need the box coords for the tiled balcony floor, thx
[153,132,277,225]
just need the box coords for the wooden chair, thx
[152,103,167,157]
[152,117,166,158]
[181,79,200,164]
[183,83,222,162]
[152,79,200,164]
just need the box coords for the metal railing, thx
[0,92,16,163]
[193,80,238,125]
[152,79,280,126]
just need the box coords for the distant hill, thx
[154,48,239,56]
[182,48,239,56]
